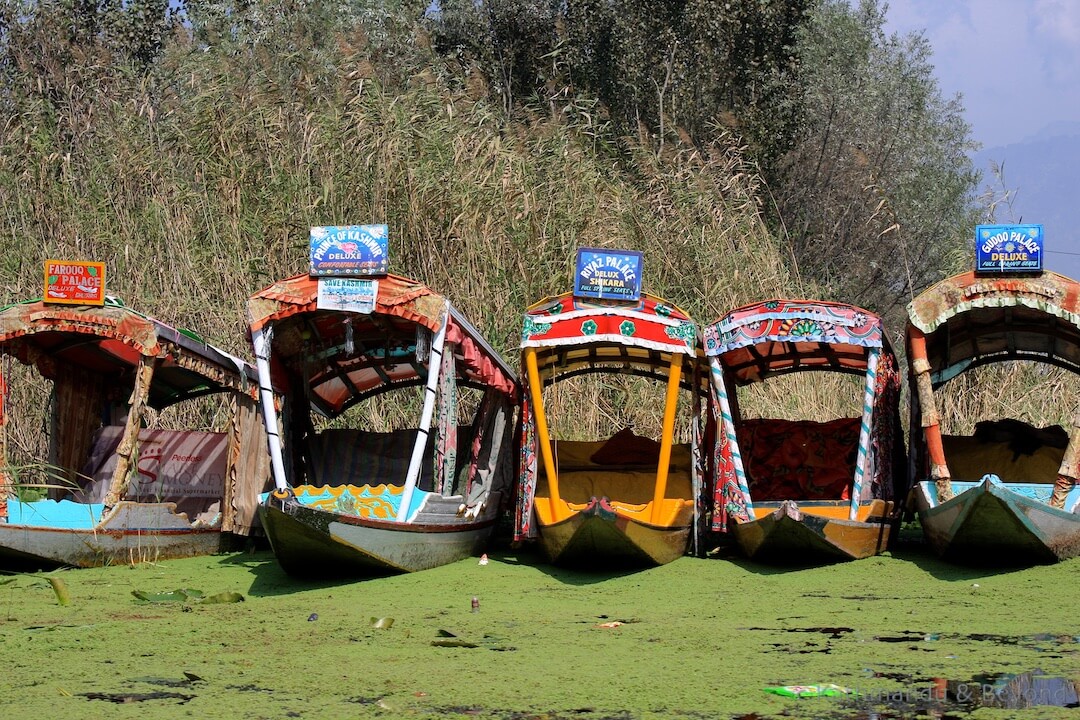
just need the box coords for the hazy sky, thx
[882,0,1080,147]
[882,0,1080,277]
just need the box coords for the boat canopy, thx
[0,298,257,408]
[247,273,518,416]
[703,299,903,530]
[520,291,705,390]
[704,299,890,382]
[906,270,1080,386]
[0,297,269,536]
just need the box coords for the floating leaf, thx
[132,589,204,603]
[431,638,479,648]
[48,577,71,606]
[182,672,204,682]
[370,617,394,629]
[436,628,457,637]
[198,592,244,604]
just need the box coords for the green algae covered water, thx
[1,537,1077,720]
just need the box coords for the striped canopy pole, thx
[708,357,753,514]
[850,348,879,520]
[397,301,450,523]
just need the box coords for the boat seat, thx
[943,430,1066,484]
[536,434,694,505]
[737,417,859,501]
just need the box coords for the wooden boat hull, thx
[0,502,223,569]
[259,493,497,577]
[537,497,690,568]
[731,501,894,564]
[912,479,1080,564]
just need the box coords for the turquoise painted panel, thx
[5,499,103,529]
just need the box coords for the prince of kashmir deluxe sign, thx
[574,248,643,301]
[976,224,1043,273]
[309,225,389,277]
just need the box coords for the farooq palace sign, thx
[975,224,1043,273]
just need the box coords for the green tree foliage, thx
[429,0,808,156]
[767,0,980,323]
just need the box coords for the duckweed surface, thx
[1,535,1077,719]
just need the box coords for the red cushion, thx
[590,427,662,466]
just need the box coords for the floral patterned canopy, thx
[704,299,890,383]
[703,299,904,531]
[520,291,704,386]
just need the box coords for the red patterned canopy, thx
[704,299,890,385]
[520,291,703,387]
[248,273,518,417]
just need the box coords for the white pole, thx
[850,348,879,520]
[252,326,289,493]
[396,301,450,522]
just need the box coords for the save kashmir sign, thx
[44,260,106,305]
[574,248,643,301]
[975,224,1043,273]
[309,225,389,277]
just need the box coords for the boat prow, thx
[537,496,694,568]
[913,478,1080,565]
[732,500,895,564]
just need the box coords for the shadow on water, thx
[489,546,657,586]
[215,550,367,597]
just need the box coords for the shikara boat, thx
[907,270,1080,564]
[0,298,271,568]
[515,291,710,567]
[248,273,519,577]
[705,300,906,563]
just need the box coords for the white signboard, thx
[316,277,379,313]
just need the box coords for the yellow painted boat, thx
[515,289,711,568]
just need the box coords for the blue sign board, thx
[574,248,643,301]
[975,224,1043,273]
[309,225,389,277]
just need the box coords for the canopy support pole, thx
[1051,409,1080,509]
[909,327,952,502]
[850,349,879,520]
[104,355,157,508]
[252,326,289,493]
[524,347,561,520]
[709,357,753,515]
[397,302,450,523]
[651,354,683,524]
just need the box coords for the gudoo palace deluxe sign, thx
[976,224,1043,273]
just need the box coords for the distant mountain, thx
[973,127,1080,279]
